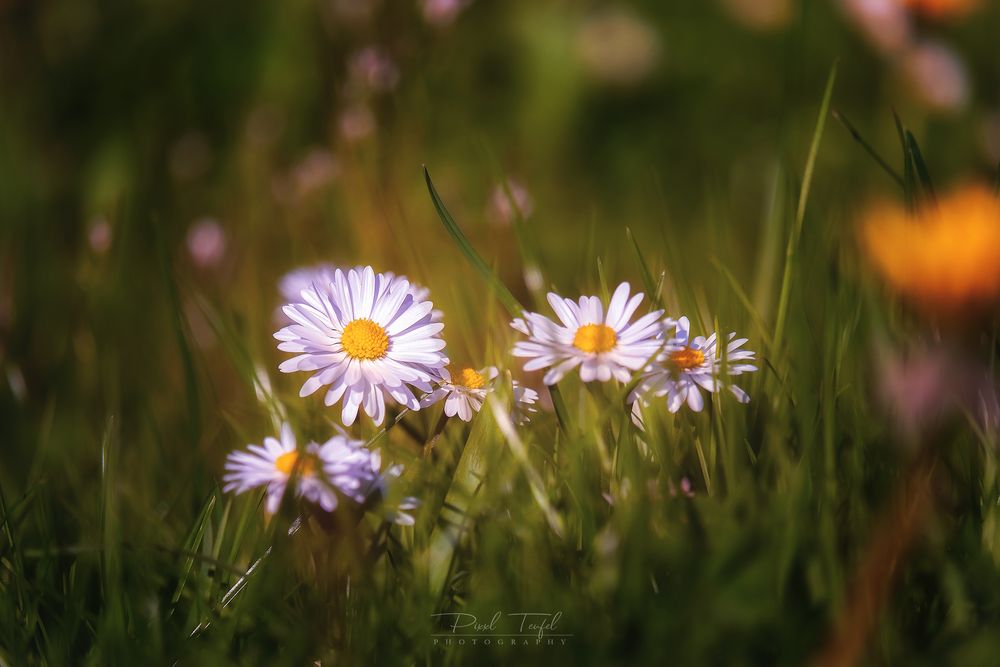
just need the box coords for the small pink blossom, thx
[421,0,467,26]
[87,217,112,255]
[900,41,969,113]
[487,178,534,227]
[840,0,911,54]
[186,218,227,269]
[348,47,400,94]
[339,105,375,143]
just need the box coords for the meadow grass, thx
[4,3,1000,666]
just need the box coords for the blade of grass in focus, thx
[424,167,524,318]
[772,62,837,360]
[627,226,664,310]
[832,110,904,188]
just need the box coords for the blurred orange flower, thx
[899,0,980,19]
[860,184,1000,313]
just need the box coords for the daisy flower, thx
[223,423,375,513]
[279,264,442,322]
[275,266,448,426]
[511,282,664,385]
[630,317,758,413]
[512,381,540,425]
[320,432,385,506]
[419,365,499,422]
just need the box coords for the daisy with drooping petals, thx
[320,432,385,506]
[419,365,499,422]
[511,282,665,385]
[223,424,348,513]
[275,266,448,426]
[224,423,404,515]
[630,317,758,413]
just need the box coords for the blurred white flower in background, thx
[574,8,661,87]
[839,0,911,55]
[338,104,375,143]
[899,41,969,114]
[421,0,468,27]
[186,218,227,269]
[87,217,112,255]
[348,46,400,94]
[288,148,341,200]
[328,0,377,24]
[719,0,795,31]
[487,178,534,227]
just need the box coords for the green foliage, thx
[3,1,1000,665]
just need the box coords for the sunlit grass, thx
[4,4,1000,665]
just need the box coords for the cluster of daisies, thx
[509,281,758,421]
[223,265,757,519]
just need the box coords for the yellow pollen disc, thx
[341,318,389,360]
[451,366,486,389]
[275,451,317,477]
[572,323,617,354]
[669,347,705,370]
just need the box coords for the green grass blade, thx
[626,227,663,309]
[155,223,202,447]
[772,61,837,356]
[488,394,565,538]
[424,167,524,318]
[832,110,904,188]
[548,383,572,434]
[171,493,217,606]
[893,109,917,210]
[710,256,773,349]
[906,130,936,202]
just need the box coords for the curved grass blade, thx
[626,226,663,309]
[906,130,936,203]
[710,256,774,350]
[170,493,217,607]
[772,61,837,356]
[548,383,572,434]
[488,394,565,538]
[424,167,524,318]
[892,110,917,210]
[831,110,904,188]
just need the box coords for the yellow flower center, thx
[669,347,705,370]
[275,451,318,477]
[341,318,389,360]
[572,323,617,353]
[451,366,486,389]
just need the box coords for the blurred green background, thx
[5,0,1000,449]
[4,0,1000,664]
